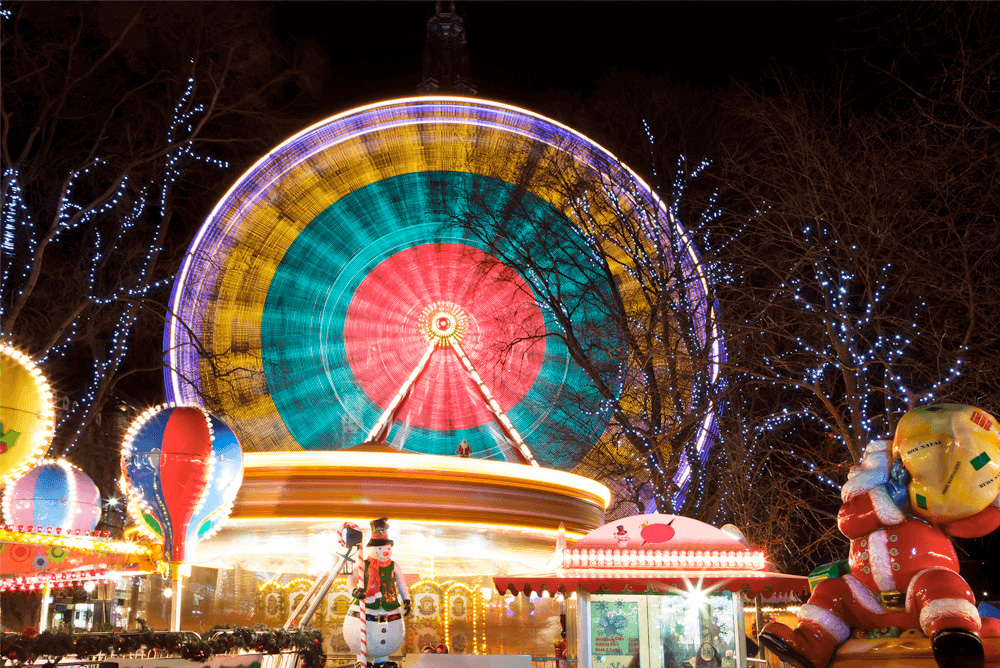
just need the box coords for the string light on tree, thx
[1,46,233,457]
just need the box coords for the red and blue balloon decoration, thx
[120,404,243,563]
[2,459,101,532]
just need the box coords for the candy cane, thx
[338,521,366,666]
[338,521,362,548]
[358,595,368,668]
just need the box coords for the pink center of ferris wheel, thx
[344,243,545,431]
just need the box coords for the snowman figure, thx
[344,518,412,668]
[613,525,630,547]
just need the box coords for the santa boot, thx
[910,570,984,668]
[922,602,984,668]
[758,606,847,668]
[930,628,984,668]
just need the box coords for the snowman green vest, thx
[356,557,402,611]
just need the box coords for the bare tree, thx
[451,132,728,516]
[697,8,1000,567]
[715,72,999,465]
[1,3,320,457]
[703,404,847,572]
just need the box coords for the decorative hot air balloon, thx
[1,344,56,486]
[2,459,102,532]
[120,404,243,564]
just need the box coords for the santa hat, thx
[367,517,393,547]
[842,440,892,501]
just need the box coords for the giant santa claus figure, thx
[759,404,1000,668]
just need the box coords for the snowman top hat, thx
[368,517,393,546]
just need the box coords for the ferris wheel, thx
[164,97,719,481]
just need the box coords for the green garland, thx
[0,622,325,668]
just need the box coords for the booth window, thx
[590,591,739,668]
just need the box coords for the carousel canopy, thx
[494,514,809,599]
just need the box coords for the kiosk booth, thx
[495,514,809,668]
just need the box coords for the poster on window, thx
[591,599,640,664]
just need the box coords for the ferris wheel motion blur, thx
[164,97,720,495]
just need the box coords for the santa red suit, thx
[759,439,1000,668]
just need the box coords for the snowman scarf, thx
[365,555,393,600]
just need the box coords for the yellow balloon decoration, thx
[893,403,1000,523]
[0,344,56,486]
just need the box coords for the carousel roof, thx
[494,514,809,599]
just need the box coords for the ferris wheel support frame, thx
[365,339,538,466]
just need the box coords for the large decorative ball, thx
[2,459,102,531]
[893,403,1000,523]
[0,344,56,486]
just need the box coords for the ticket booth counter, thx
[495,514,808,668]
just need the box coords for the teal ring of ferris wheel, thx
[261,170,609,467]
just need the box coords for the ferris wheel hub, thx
[420,300,468,347]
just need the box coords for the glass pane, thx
[590,595,642,666]
[651,592,736,668]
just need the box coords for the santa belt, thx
[349,610,403,623]
[879,591,906,611]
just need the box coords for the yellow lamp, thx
[893,404,1000,523]
[0,344,56,486]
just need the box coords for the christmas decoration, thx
[892,404,1000,524]
[0,344,55,486]
[120,404,243,564]
[3,459,101,532]
[0,623,323,668]
[759,405,1000,668]
[120,404,243,631]
[343,517,412,668]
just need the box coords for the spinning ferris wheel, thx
[164,97,719,482]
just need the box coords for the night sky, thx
[273,2,862,115]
